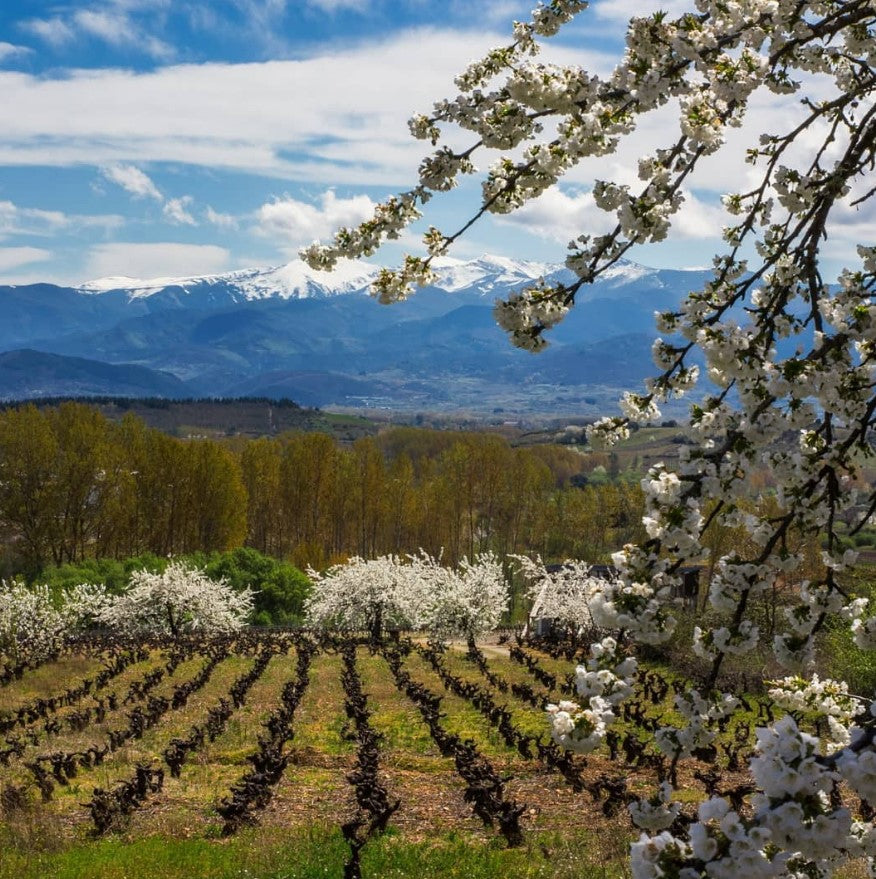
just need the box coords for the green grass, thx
[0,826,345,879]
[289,652,356,757]
[360,828,620,879]
[358,652,437,756]
[0,824,622,879]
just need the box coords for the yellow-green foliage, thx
[0,403,647,575]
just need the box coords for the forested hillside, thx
[0,402,646,576]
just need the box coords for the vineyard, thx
[0,628,808,879]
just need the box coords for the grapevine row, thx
[382,640,525,847]
[338,642,400,879]
[215,637,317,835]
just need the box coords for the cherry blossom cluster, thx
[748,716,856,861]
[844,597,876,651]
[640,464,705,558]
[654,688,739,761]
[305,554,426,633]
[838,708,876,807]
[693,619,759,662]
[575,635,638,707]
[411,551,510,639]
[546,696,612,753]
[633,713,876,879]
[628,781,682,832]
[631,797,773,879]
[767,674,859,748]
[97,562,254,637]
[589,554,676,645]
[546,642,635,755]
[547,634,638,754]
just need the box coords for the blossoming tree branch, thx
[303,0,876,876]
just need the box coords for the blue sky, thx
[0,0,866,285]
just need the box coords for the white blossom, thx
[629,781,681,831]
[513,554,603,630]
[97,562,253,637]
[546,695,612,753]
[0,581,107,662]
[306,551,509,639]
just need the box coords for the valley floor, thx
[0,636,806,879]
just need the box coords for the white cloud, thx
[496,188,607,244]
[672,192,729,240]
[256,190,376,251]
[0,42,33,62]
[101,164,199,226]
[590,0,693,23]
[21,17,76,46]
[74,9,174,60]
[163,196,197,225]
[447,0,529,26]
[0,199,123,239]
[74,9,136,43]
[0,200,67,237]
[306,0,370,10]
[24,5,174,60]
[0,246,52,273]
[101,164,163,201]
[204,206,239,229]
[495,185,727,245]
[820,187,876,269]
[85,242,231,280]
[0,29,600,185]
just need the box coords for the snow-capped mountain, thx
[0,255,712,411]
[429,254,561,293]
[78,258,381,301]
[73,253,668,304]
[76,254,571,303]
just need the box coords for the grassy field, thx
[0,636,745,879]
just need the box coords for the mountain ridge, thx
[0,255,711,413]
[0,349,190,400]
[74,253,572,302]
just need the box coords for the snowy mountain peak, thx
[430,253,555,293]
[79,275,151,293]
[75,254,675,304]
[598,260,657,285]
[232,259,380,300]
[78,258,381,301]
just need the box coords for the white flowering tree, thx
[512,554,604,632]
[306,551,509,639]
[0,581,107,662]
[303,1,876,876]
[416,551,509,640]
[305,554,427,637]
[97,562,254,637]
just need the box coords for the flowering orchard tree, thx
[512,554,604,631]
[0,581,107,662]
[97,562,254,637]
[306,554,426,637]
[414,551,509,639]
[304,0,876,876]
[306,552,508,639]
